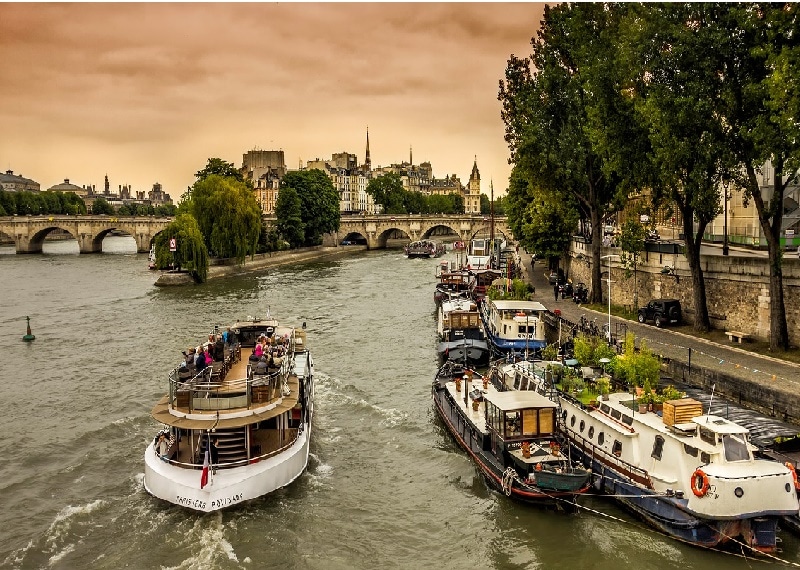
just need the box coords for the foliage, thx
[541,343,559,362]
[91,197,115,215]
[366,172,466,215]
[116,202,177,216]
[274,186,305,248]
[195,157,247,184]
[572,334,616,367]
[154,213,209,282]
[480,193,506,216]
[186,174,262,262]
[280,170,340,246]
[618,218,646,277]
[610,332,661,389]
[660,385,685,402]
[596,377,611,396]
[0,190,87,216]
[486,278,533,300]
[499,3,630,301]
[366,173,406,214]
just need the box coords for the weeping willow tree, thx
[185,172,262,263]
[154,213,209,283]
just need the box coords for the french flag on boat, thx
[200,449,210,489]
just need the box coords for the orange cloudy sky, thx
[0,3,545,200]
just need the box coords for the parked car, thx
[637,299,682,327]
[548,270,559,285]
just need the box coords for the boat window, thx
[621,415,633,426]
[610,408,621,420]
[701,452,711,464]
[505,411,521,438]
[722,434,751,462]
[513,373,521,390]
[538,408,554,435]
[598,432,605,445]
[612,440,622,457]
[600,403,611,414]
[570,415,576,427]
[562,410,567,421]
[522,409,538,435]
[683,444,698,457]
[579,420,585,433]
[588,426,595,439]
[651,435,665,461]
[699,427,717,446]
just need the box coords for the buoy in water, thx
[22,316,35,342]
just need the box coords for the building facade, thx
[0,170,40,192]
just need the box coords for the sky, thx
[0,3,546,201]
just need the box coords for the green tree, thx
[500,3,626,302]
[91,197,115,215]
[154,213,209,282]
[404,191,427,214]
[280,170,340,246]
[187,174,262,262]
[622,3,732,332]
[274,186,305,248]
[195,157,247,184]
[710,3,799,350]
[619,217,647,309]
[366,173,406,214]
[0,190,16,215]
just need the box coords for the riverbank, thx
[154,245,368,286]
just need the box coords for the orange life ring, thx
[786,462,800,491]
[691,469,710,497]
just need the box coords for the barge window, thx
[579,420,585,433]
[505,411,521,437]
[612,440,622,457]
[600,403,610,414]
[621,415,633,426]
[701,452,711,464]
[522,409,538,435]
[651,435,665,461]
[610,409,621,420]
[683,444,698,457]
[570,415,576,428]
[699,427,716,446]
[588,426,595,439]
[598,432,605,445]
[537,408,554,435]
[723,434,751,462]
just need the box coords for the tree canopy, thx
[274,186,305,248]
[279,170,340,246]
[195,157,247,184]
[185,174,262,262]
[154,213,209,282]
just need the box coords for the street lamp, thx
[600,254,620,345]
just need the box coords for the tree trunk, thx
[590,207,603,303]
[680,204,711,332]
[746,162,789,351]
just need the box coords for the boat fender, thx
[690,469,710,497]
[787,462,800,491]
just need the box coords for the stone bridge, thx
[329,214,511,249]
[0,215,173,253]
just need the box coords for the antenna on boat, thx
[706,384,716,422]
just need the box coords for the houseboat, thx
[478,299,547,356]
[431,360,590,507]
[437,296,489,366]
[490,359,799,554]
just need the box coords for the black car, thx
[637,299,681,328]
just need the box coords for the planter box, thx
[663,398,703,426]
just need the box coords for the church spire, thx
[410,145,413,166]
[365,126,371,171]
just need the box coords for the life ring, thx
[786,462,800,491]
[535,463,542,472]
[691,469,710,497]
[516,312,526,317]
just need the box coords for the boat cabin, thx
[484,300,547,347]
[469,269,502,298]
[484,390,557,442]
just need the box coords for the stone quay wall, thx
[566,239,800,345]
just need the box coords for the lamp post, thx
[722,179,730,256]
[600,254,620,345]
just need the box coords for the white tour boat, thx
[143,314,314,512]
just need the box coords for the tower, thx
[364,127,371,172]
[104,174,110,195]
[465,156,481,214]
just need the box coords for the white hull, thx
[143,423,311,512]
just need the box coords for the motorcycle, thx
[573,283,589,304]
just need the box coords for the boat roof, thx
[484,390,556,411]
[692,415,749,434]
[490,300,548,311]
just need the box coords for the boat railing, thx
[568,428,654,489]
[168,361,289,413]
[154,427,302,470]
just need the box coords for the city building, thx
[242,149,286,215]
[0,170,40,192]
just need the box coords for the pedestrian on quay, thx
[553,283,559,301]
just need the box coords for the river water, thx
[1,238,798,569]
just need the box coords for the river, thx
[1,238,797,569]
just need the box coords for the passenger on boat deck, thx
[184,347,195,367]
[195,347,208,371]
[213,335,225,361]
[157,433,169,459]
[254,342,264,358]
[254,355,268,375]
[203,346,213,366]
[210,439,219,473]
